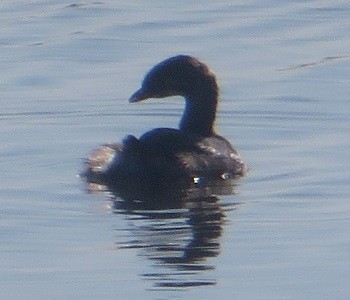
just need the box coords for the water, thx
[1,1,350,299]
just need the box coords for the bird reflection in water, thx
[85,178,242,290]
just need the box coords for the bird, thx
[82,55,246,187]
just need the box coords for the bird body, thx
[83,55,246,185]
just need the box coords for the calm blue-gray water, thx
[1,1,350,299]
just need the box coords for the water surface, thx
[1,1,350,299]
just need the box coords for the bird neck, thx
[179,82,218,137]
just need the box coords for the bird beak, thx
[129,88,150,103]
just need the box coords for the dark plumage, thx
[83,55,246,185]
